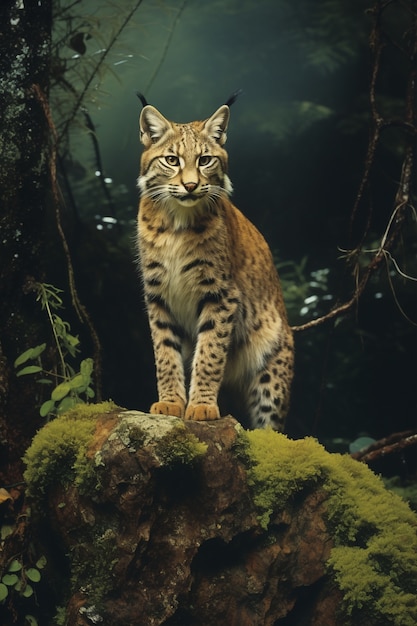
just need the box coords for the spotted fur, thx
[137,104,294,430]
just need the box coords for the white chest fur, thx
[154,234,202,336]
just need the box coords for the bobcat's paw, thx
[150,401,184,418]
[184,403,221,421]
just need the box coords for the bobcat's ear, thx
[204,105,230,145]
[140,105,171,146]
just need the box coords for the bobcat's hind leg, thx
[247,340,294,431]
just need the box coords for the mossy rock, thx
[238,429,417,626]
[23,410,417,625]
[23,403,207,502]
[23,401,119,499]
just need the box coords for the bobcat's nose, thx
[183,182,198,193]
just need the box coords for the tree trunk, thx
[0,0,53,483]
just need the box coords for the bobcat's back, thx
[137,103,294,430]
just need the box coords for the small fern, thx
[14,282,94,420]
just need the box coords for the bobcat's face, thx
[138,105,233,224]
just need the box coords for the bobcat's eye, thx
[199,155,213,167]
[164,155,179,166]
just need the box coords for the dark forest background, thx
[1,0,416,472]
[0,1,417,623]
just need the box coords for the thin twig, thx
[59,0,145,141]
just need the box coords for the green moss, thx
[154,422,208,467]
[23,401,118,500]
[52,606,67,626]
[23,408,208,613]
[70,526,119,607]
[236,430,330,528]
[237,428,417,626]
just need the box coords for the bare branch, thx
[351,429,417,464]
[292,0,417,333]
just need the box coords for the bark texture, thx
[0,0,52,482]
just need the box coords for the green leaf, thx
[35,556,47,570]
[66,334,79,348]
[64,337,80,358]
[86,387,95,399]
[16,365,43,377]
[8,559,22,573]
[51,314,67,333]
[57,396,81,414]
[40,399,55,418]
[1,525,13,540]
[69,374,85,390]
[14,344,46,367]
[14,348,34,368]
[27,343,46,359]
[25,616,38,626]
[80,358,93,377]
[37,283,63,310]
[51,382,71,401]
[2,573,19,586]
[36,378,53,385]
[0,582,8,602]
[22,584,34,598]
[26,568,41,583]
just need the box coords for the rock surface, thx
[39,410,337,625]
[24,406,417,626]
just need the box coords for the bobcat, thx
[137,102,294,430]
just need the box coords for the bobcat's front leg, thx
[185,289,239,421]
[147,301,187,418]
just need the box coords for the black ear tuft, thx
[136,92,149,108]
[224,89,243,107]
